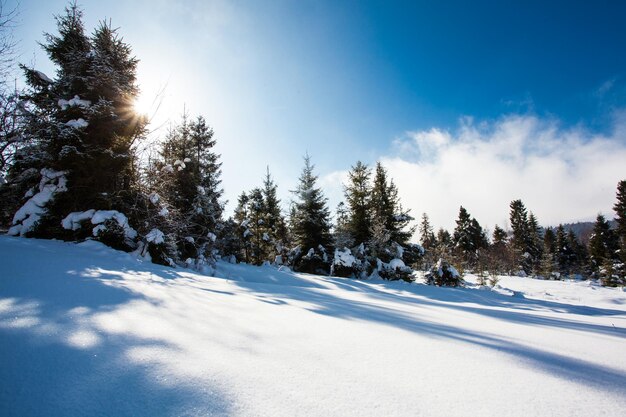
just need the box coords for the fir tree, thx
[453,206,487,267]
[539,227,557,279]
[527,212,543,273]
[233,191,251,263]
[8,4,146,242]
[150,114,223,264]
[370,162,414,246]
[555,225,576,277]
[418,213,436,269]
[344,161,371,246]
[614,180,626,264]
[368,162,415,265]
[261,167,288,262]
[290,154,332,272]
[333,201,353,249]
[588,214,618,273]
[509,199,534,274]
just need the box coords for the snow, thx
[58,95,91,110]
[33,70,52,84]
[334,247,356,267]
[146,228,165,244]
[8,169,68,236]
[66,118,89,129]
[61,209,96,231]
[149,193,160,204]
[388,258,406,269]
[1,236,626,417]
[91,210,137,240]
[61,209,137,240]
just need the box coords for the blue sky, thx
[8,0,626,231]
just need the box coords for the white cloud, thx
[378,113,626,234]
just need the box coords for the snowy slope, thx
[1,236,625,417]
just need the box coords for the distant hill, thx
[545,219,617,246]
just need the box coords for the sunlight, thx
[133,91,155,117]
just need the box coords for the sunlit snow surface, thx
[1,236,625,416]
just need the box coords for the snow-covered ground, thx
[1,236,625,417]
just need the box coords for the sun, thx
[133,91,155,117]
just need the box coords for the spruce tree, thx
[368,162,415,267]
[614,180,626,264]
[233,191,251,263]
[370,162,414,246]
[333,201,353,249]
[418,213,436,269]
[150,114,223,264]
[8,4,146,242]
[290,154,332,272]
[555,225,574,277]
[509,199,533,274]
[453,206,486,268]
[261,167,288,262]
[344,161,371,246]
[527,212,543,273]
[588,214,618,273]
[539,227,557,278]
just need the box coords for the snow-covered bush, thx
[425,259,463,287]
[8,169,68,236]
[331,247,359,277]
[60,209,138,250]
[378,258,414,282]
[292,246,331,275]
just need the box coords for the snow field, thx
[1,236,625,416]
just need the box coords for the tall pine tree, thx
[290,154,332,272]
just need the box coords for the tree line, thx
[0,4,624,286]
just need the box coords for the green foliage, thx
[290,154,332,254]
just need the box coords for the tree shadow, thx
[0,239,233,417]
[230,277,626,396]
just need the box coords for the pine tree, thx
[435,228,453,260]
[555,225,575,277]
[149,114,223,264]
[344,161,371,246]
[539,227,557,279]
[614,180,626,264]
[509,199,533,274]
[246,187,266,265]
[290,154,332,273]
[7,4,146,243]
[527,212,543,273]
[487,225,511,275]
[418,213,436,249]
[418,213,436,269]
[333,201,353,249]
[453,206,486,268]
[233,191,251,263]
[588,214,618,273]
[368,162,415,266]
[370,162,414,246]
[261,167,288,262]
